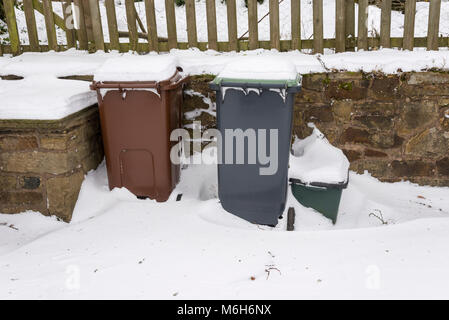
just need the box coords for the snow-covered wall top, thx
[0,76,97,120]
[2,49,449,79]
[2,48,449,120]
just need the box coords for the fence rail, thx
[0,0,446,56]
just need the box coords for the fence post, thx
[145,0,159,52]
[81,0,94,43]
[247,0,258,50]
[357,0,368,51]
[427,0,441,51]
[380,0,391,48]
[205,0,218,51]
[23,0,40,51]
[62,0,76,49]
[42,0,58,51]
[125,0,138,52]
[345,0,355,51]
[291,0,301,51]
[73,0,88,50]
[335,0,345,52]
[3,0,20,55]
[403,0,416,51]
[165,0,177,49]
[227,0,238,51]
[105,0,120,51]
[89,0,104,51]
[185,0,198,48]
[269,0,280,51]
[313,0,323,54]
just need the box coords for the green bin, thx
[290,178,348,224]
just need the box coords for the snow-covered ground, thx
[1,154,449,299]
[2,0,449,46]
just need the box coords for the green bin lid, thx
[212,75,302,87]
[214,57,302,87]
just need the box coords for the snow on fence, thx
[0,0,446,56]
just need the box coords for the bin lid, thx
[213,57,301,87]
[94,55,179,82]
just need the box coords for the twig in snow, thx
[369,209,388,225]
[265,265,281,280]
[316,55,330,72]
[0,222,18,231]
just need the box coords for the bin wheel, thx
[176,194,183,201]
[287,207,295,231]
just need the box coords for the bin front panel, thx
[120,149,155,196]
[216,88,295,226]
[99,89,178,201]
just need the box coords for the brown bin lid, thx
[90,68,189,93]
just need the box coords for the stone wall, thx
[183,72,449,187]
[0,106,103,221]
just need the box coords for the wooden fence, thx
[0,0,447,56]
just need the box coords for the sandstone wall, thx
[0,106,103,221]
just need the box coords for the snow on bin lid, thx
[215,56,301,86]
[94,55,179,82]
[290,126,350,186]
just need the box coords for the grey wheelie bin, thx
[210,58,301,226]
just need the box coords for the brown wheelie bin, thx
[91,57,189,201]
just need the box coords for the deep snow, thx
[1,154,449,299]
[290,126,350,185]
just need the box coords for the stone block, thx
[332,100,353,121]
[46,170,85,222]
[436,157,449,176]
[364,149,388,158]
[353,115,394,130]
[296,89,324,103]
[0,175,17,189]
[303,104,334,123]
[341,127,370,144]
[301,74,327,91]
[368,75,400,100]
[405,127,449,157]
[325,80,368,100]
[0,191,44,212]
[0,135,38,151]
[397,100,439,136]
[351,101,397,117]
[342,149,362,162]
[391,160,436,177]
[0,151,73,175]
[39,134,69,151]
[407,72,449,85]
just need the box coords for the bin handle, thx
[163,75,190,90]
